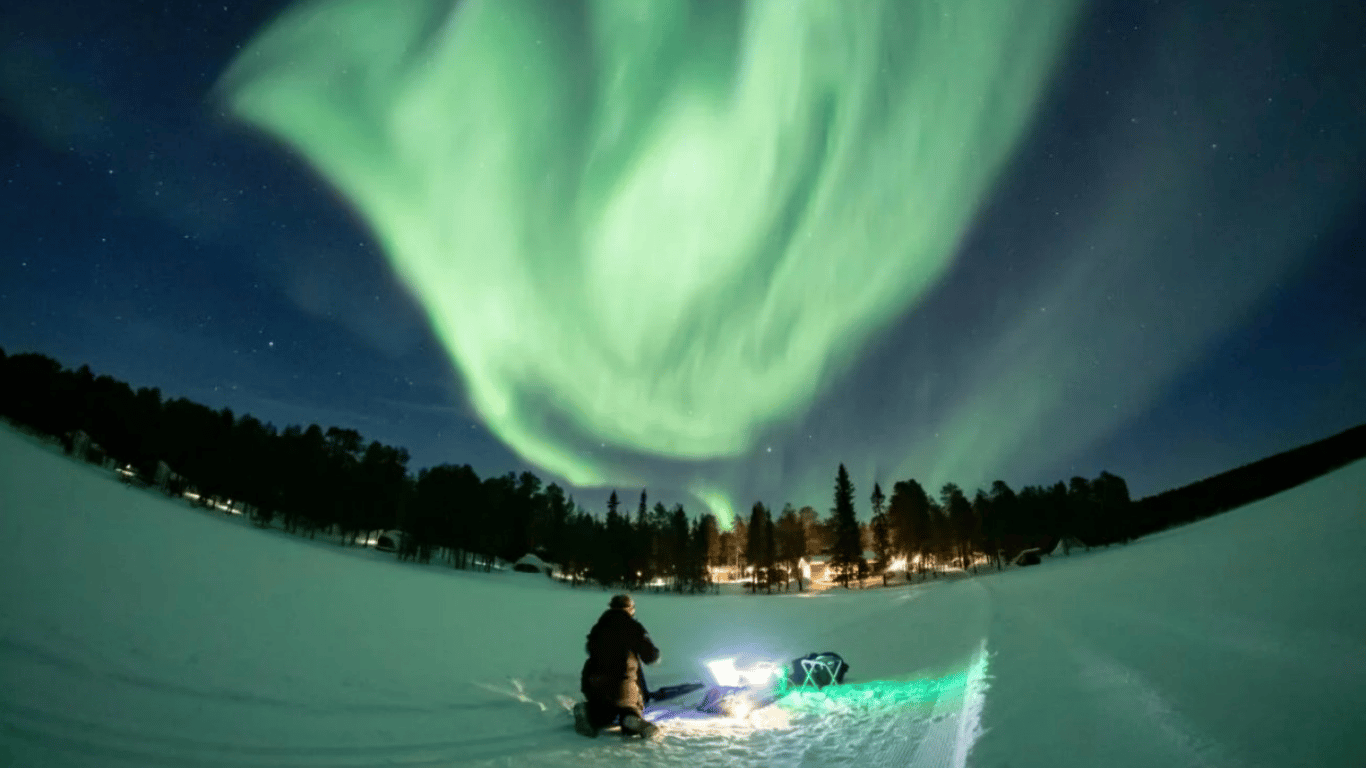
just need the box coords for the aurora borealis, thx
[221,0,1081,522]
[4,0,1364,526]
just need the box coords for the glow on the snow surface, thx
[726,697,754,719]
[221,0,1079,517]
[792,662,975,709]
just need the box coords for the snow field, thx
[2,423,1364,767]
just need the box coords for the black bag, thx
[787,652,848,688]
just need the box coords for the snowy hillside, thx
[2,423,1364,767]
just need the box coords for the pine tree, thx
[697,513,721,591]
[829,464,861,587]
[869,482,891,583]
[1066,476,1094,548]
[629,489,650,587]
[543,483,570,566]
[1095,471,1133,544]
[649,501,670,579]
[669,504,689,592]
[763,510,777,593]
[598,491,630,586]
[889,479,932,578]
[870,482,886,517]
[988,480,1016,569]
[940,483,973,569]
[746,502,769,593]
[685,517,707,593]
[775,503,807,592]
[724,515,749,580]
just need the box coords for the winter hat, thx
[610,594,634,611]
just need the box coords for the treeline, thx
[404,473,726,593]
[1133,424,1366,533]
[0,349,411,542]
[0,349,724,590]
[4,347,1360,594]
[733,463,1138,590]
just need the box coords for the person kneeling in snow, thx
[573,594,660,738]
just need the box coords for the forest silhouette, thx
[3,346,1361,591]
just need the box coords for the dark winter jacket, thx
[579,608,660,713]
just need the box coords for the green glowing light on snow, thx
[776,641,989,752]
[784,670,967,709]
[221,0,1079,499]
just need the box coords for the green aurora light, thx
[222,0,1079,522]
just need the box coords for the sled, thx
[642,652,849,720]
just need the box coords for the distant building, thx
[800,554,831,583]
[512,552,555,576]
[1048,536,1088,556]
[375,530,406,552]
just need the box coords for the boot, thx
[572,702,598,737]
[621,714,660,740]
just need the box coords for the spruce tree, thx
[762,510,777,593]
[669,504,689,592]
[830,464,861,587]
[988,480,1017,569]
[869,482,891,583]
[746,502,769,593]
[870,482,886,517]
[940,483,973,569]
[629,489,650,587]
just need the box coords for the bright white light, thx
[706,658,781,687]
[739,661,780,686]
[706,658,740,687]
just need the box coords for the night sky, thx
[3,0,1363,527]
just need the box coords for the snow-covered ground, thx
[2,423,1364,767]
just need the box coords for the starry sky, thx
[3,0,1364,527]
